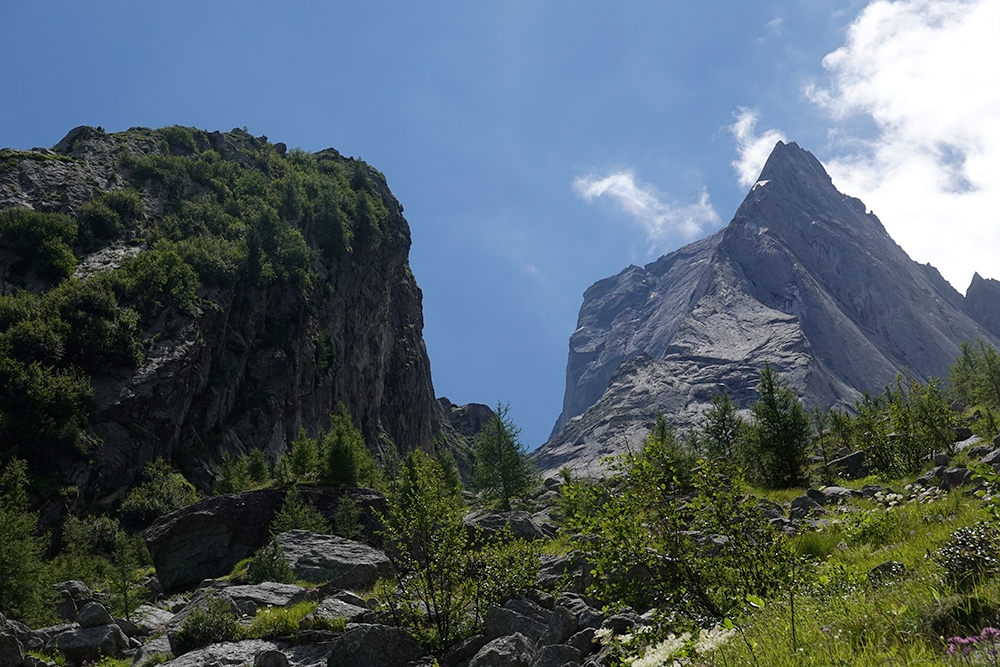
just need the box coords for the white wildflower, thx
[693,625,737,655]
[593,627,614,645]
[630,633,691,667]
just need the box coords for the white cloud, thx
[573,171,720,248]
[808,0,1000,289]
[728,108,788,188]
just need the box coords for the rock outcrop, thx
[537,141,1000,477]
[0,126,441,502]
[965,273,1000,339]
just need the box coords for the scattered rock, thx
[940,467,973,491]
[828,451,868,479]
[538,606,579,646]
[464,511,549,542]
[301,598,373,627]
[789,496,824,520]
[326,624,423,667]
[75,601,113,628]
[225,582,307,615]
[954,426,975,442]
[276,530,391,588]
[469,633,536,667]
[162,639,280,667]
[531,643,582,667]
[255,649,290,667]
[0,631,24,667]
[45,624,129,664]
[441,634,489,667]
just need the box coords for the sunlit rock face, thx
[537,142,999,478]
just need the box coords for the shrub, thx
[0,207,77,280]
[269,489,331,536]
[245,540,295,585]
[0,458,51,625]
[934,522,1000,590]
[120,459,199,528]
[319,405,381,488]
[245,600,318,639]
[742,363,811,488]
[171,594,244,655]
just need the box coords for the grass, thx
[695,489,998,666]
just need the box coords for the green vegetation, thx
[472,402,536,510]
[0,458,50,625]
[120,458,200,528]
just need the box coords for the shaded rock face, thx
[0,126,439,502]
[538,141,1000,477]
[434,398,496,481]
[144,487,386,593]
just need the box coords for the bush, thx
[269,488,331,536]
[171,593,244,655]
[0,207,77,280]
[0,459,51,625]
[245,600,318,639]
[319,405,381,488]
[934,522,1000,590]
[120,459,199,528]
[245,540,295,584]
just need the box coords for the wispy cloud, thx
[573,171,720,249]
[807,0,1000,289]
[728,108,788,187]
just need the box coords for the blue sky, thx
[2,1,997,449]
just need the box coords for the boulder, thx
[75,602,113,629]
[940,467,973,491]
[130,635,172,667]
[789,496,824,520]
[484,607,547,644]
[538,605,578,646]
[464,511,549,542]
[829,451,868,480]
[983,449,1000,470]
[441,634,489,667]
[566,627,597,657]
[45,624,129,664]
[255,650,290,667]
[469,633,536,667]
[954,426,975,442]
[275,530,391,588]
[556,593,604,630]
[0,631,23,667]
[225,582,307,615]
[300,597,374,627]
[537,555,593,594]
[145,490,285,593]
[132,604,176,635]
[161,639,280,667]
[326,624,423,667]
[145,488,387,594]
[531,644,582,667]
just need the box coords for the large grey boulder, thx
[484,597,553,644]
[276,530,391,588]
[469,633,536,667]
[45,624,129,664]
[160,639,280,667]
[0,630,23,667]
[145,489,387,593]
[300,598,373,627]
[464,511,549,542]
[75,602,113,629]
[531,644,582,667]
[225,582,307,615]
[326,625,423,667]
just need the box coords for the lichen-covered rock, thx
[326,625,423,667]
[276,530,391,588]
[468,633,536,667]
[225,582,307,615]
[45,624,129,664]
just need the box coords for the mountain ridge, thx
[537,141,999,477]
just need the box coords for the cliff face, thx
[537,141,1000,477]
[0,126,437,501]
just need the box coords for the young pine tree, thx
[472,403,536,511]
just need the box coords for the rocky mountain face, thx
[536,141,1000,477]
[0,126,439,502]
